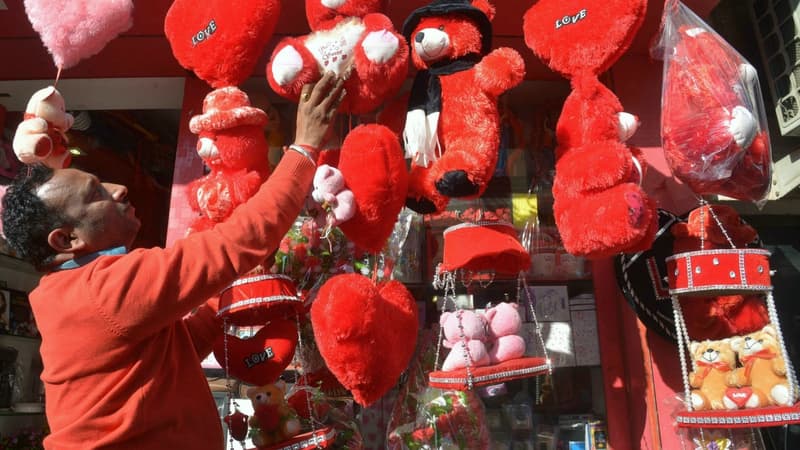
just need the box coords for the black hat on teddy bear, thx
[402,0,493,56]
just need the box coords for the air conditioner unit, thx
[749,0,800,136]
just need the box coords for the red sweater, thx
[30,152,314,450]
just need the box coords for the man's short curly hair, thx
[2,165,75,268]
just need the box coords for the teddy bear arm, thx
[475,47,526,97]
[772,358,787,376]
[688,370,702,388]
[361,12,394,30]
[268,37,320,100]
[12,117,53,163]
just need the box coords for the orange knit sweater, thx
[30,152,314,450]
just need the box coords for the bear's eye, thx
[438,25,445,31]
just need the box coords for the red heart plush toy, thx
[212,317,298,386]
[523,0,658,258]
[165,0,280,89]
[311,274,418,406]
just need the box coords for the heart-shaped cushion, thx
[24,0,134,70]
[337,124,409,252]
[164,0,280,88]
[523,0,646,77]
[724,387,754,409]
[212,317,297,386]
[311,274,418,406]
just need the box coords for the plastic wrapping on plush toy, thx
[387,331,491,450]
[652,0,773,206]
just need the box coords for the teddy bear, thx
[440,309,490,372]
[307,164,356,229]
[401,0,525,214]
[523,0,658,258]
[247,380,302,448]
[728,325,793,407]
[484,302,526,364]
[12,86,75,169]
[267,0,408,114]
[185,87,272,234]
[659,21,771,203]
[687,338,738,410]
[670,204,770,341]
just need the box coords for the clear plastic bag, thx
[652,0,772,206]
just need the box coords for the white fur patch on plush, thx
[306,17,366,76]
[729,105,757,149]
[362,30,399,63]
[272,45,305,86]
[403,109,440,168]
[617,112,639,142]
[321,0,346,8]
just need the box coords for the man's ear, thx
[47,227,86,253]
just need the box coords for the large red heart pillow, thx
[212,316,297,386]
[337,124,409,253]
[311,274,418,406]
[523,0,646,77]
[164,0,280,88]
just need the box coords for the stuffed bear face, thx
[440,310,488,342]
[247,381,288,408]
[730,324,779,358]
[197,126,269,170]
[409,14,483,68]
[306,0,385,30]
[689,338,736,368]
[26,86,74,131]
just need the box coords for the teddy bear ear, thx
[762,324,777,337]
[730,336,743,351]
[471,0,496,22]
[275,379,287,393]
[689,341,700,355]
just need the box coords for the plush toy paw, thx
[442,340,490,371]
[271,45,305,86]
[729,105,757,149]
[617,112,640,142]
[772,384,791,406]
[362,29,399,63]
[436,170,480,197]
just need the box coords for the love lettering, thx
[192,19,217,46]
[555,9,587,29]
[243,347,275,368]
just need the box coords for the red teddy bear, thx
[523,0,657,258]
[401,0,525,214]
[186,87,271,234]
[661,23,771,203]
[267,0,408,114]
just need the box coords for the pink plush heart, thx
[523,0,646,77]
[24,0,134,70]
[311,274,418,406]
[212,317,297,386]
[165,0,280,88]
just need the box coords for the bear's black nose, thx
[415,32,425,43]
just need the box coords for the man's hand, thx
[294,71,346,150]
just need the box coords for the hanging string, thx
[54,66,62,87]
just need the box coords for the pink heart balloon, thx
[24,0,134,70]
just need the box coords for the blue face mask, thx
[55,246,128,271]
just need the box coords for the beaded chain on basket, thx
[670,202,799,413]
[431,268,551,390]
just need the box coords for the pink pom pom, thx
[24,0,134,70]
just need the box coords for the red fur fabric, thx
[165,0,280,88]
[523,0,657,258]
[660,24,771,202]
[186,87,271,234]
[671,205,769,340]
[266,0,408,114]
[311,274,418,406]
[337,124,409,252]
[403,0,525,214]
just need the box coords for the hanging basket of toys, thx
[427,220,551,390]
[667,204,800,428]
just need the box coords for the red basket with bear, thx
[666,205,800,428]
[428,220,550,391]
